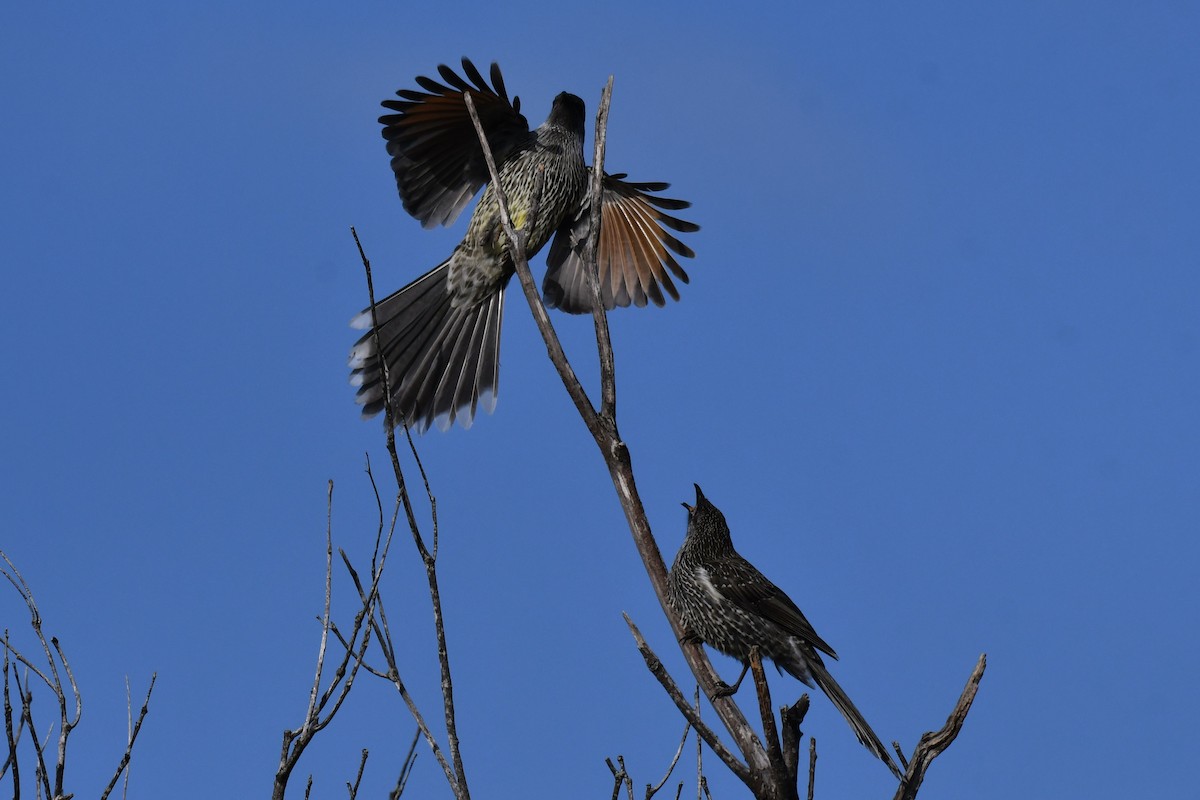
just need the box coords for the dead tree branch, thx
[892,654,986,800]
[748,649,795,800]
[779,694,809,789]
[389,728,421,799]
[1,549,156,800]
[645,715,691,800]
[99,672,156,800]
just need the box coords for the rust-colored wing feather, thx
[543,173,698,313]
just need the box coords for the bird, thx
[349,58,699,431]
[667,485,901,776]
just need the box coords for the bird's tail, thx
[348,260,504,432]
[808,658,901,778]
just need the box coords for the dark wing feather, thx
[380,58,530,228]
[711,555,840,660]
[543,173,699,313]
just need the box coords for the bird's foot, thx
[709,680,741,700]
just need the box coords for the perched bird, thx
[668,485,900,776]
[349,58,699,431]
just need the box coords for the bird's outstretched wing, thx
[710,556,840,660]
[380,58,531,228]
[543,173,698,313]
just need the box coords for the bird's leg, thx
[710,661,750,699]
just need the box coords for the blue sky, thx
[2,2,1197,798]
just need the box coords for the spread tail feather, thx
[348,261,504,432]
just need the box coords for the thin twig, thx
[49,636,81,797]
[340,548,458,791]
[582,77,618,419]
[694,687,702,800]
[123,674,130,800]
[13,655,51,799]
[347,748,368,799]
[390,728,421,799]
[646,717,691,799]
[304,480,336,740]
[2,644,20,788]
[274,478,386,800]
[99,673,156,800]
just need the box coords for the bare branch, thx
[274,478,385,800]
[893,654,986,800]
[606,755,633,800]
[347,748,368,799]
[339,543,458,791]
[389,728,420,799]
[13,666,52,799]
[694,687,703,800]
[2,552,155,800]
[582,77,618,418]
[48,636,81,796]
[645,717,690,800]
[2,644,21,788]
[806,738,816,800]
[748,649,793,799]
[779,694,808,785]
[99,673,156,800]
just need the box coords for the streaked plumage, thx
[668,485,900,775]
[349,58,698,431]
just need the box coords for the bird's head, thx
[681,484,733,553]
[546,91,586,134]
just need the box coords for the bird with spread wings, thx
[349,58,699,431]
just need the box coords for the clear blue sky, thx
[3,3,1197,798]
